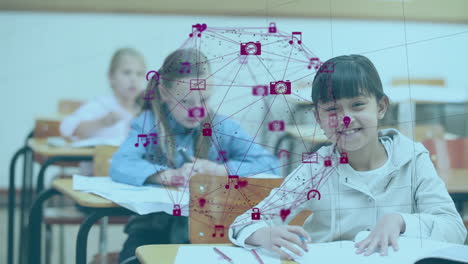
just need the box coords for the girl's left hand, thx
[354,213,406,256]
[189,158,229,176]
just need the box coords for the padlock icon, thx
[173,204,181,216]
[268,22,277,33]
[251,208,260,220]
[324,156,332,167]
[202,123,212,136]
[340,152,348,164]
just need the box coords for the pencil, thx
[213,247,234,264]
[251,249,264,264]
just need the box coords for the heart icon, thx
[200,23,207,31]
[280,208,290,222]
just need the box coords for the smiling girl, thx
[229,54,466,260]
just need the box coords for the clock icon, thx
[274,82,287,94]
[245,43,258,55]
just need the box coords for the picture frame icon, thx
[302,152,318,163]
[190,79,206,90]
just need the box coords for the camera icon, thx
[252,85,268,96]
[270,80,291,95]
[268,120,285,131]
[188,107,205,119]
[240,42,261,55]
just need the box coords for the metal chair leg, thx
[28,188,60,264]
[99,216,109,264]
[45,224,52,264]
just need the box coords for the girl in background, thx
[60,48,146,174]
[110,48,280,264]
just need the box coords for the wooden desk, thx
[136,244,296,264]
[27,138,94,192]
[52,178,117,208]
[28,138,94,157]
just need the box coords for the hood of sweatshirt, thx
[315,128,429,241]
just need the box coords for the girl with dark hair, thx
[229,55,466,260]
[110,48,280,263]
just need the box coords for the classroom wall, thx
[1,11,467,188]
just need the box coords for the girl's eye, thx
[353,102,365,107]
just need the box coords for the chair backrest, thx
[34,119,62,138]
[93,145,119,176]
[422,138,468,170]
[188,174,312,244]
[413,124,445,142]
[58,99,83,116]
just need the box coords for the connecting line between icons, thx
[234,95,278,175]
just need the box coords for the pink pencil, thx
[251,249,264,264]
[213,247,234,264]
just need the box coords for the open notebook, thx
[73,175,189,215]
[287,231,468,264]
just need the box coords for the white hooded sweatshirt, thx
[229,128,467,247]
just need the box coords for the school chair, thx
[422,138,468,230]
[44,145,128,264]
[188,174,312,244]
[58,99,83,116]
[414,124,445,142]
[422,138,468,170]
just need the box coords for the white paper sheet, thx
[289,237,454,264]
[73,175,189,215]
[175,245,280,264]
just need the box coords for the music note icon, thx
[225,175,239,189]
[212,225,225,237]
[189,23,207,37]
[289,32,302,45]
[307,57,320,70]
[179,62,191,74]
[134,134,149,147]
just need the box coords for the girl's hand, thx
[189,158,229,176]
[246,226,311,261]
[155,164,193,186]
[354,213,405,256]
